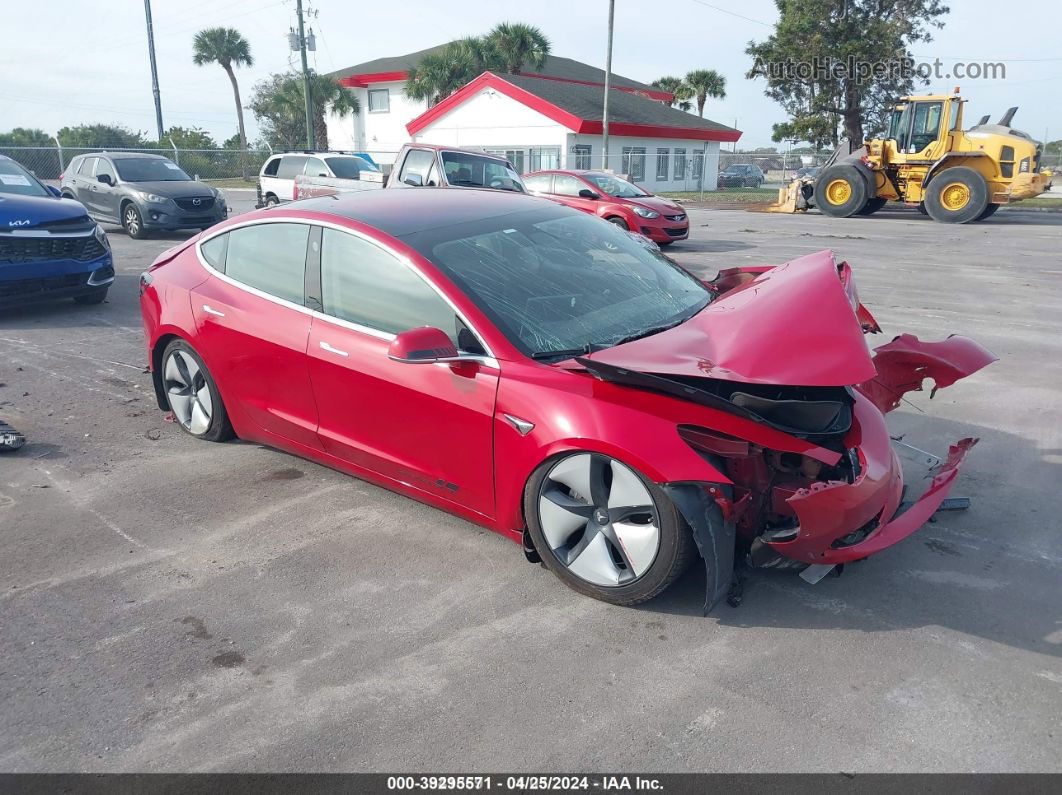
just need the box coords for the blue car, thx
[0,154,114,308]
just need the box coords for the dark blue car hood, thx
[0,193,90,230]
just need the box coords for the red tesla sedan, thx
[139,189,994,609]
[524,170,689,245]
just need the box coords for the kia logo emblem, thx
[191,198,202,206]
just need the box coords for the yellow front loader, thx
[773,91,1053,223]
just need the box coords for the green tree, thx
[684,69,727,118]
[405,22,551,107]
[650,77,693,112]
[193,27,253,176]
[159,126,217,150]
[249,72,360,151]
[57,124,149,148]
[747,0,948,147]
[0,128,53,146]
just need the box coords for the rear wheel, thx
[161,339,233,442]
[917,202,929,215]
[606,216,629,231]
[813,164,869,218]
[857,197,888,216]
[977,203,1000,220]
[524,452,694,605]
[264,194,280,207]
[924,167,989,224]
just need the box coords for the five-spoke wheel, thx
[161,340,233,442]
[525,452,694,605]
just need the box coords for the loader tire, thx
[857,197,888,216]
[977,203,1000,220]
[924,167,989,224]
[814,164,869,218]
[917,202,928,215]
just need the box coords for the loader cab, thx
[886,95,964,161]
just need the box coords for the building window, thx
[621,146,646,181]
[367,88,390,113]
[570,144,591,170]
[692,148,703,180]
[530,147,560,171]
[673,148,686,180]
[656,148,670,180]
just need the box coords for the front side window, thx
[407,207,711,359]
[367,88,390,113]
[277,156,308,179]
[326,156,377,179]
[0,158,48,197]
[673,148,686,180]
[113,157,190,182]
[582,172,648,198]
[95,158,116,182]
[621,146,646,181]
[399,149,435,186]
[570,144,591,170]
[656,148,670,180]
[440,151,523,192]
[320,228,461,344]
[223,223,309,304]
[910,101,944,151]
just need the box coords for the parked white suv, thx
[257,152,382,206]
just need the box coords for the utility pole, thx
[601,0,614,172]
[143,0,164,141]
[296,0,315,150]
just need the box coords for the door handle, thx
[319,341,348,357]
[202,304,225,317]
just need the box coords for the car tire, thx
[857,197,888,216]
[924,167,989,224]
[606,216,630,231]
[264,194,280,207]
[122,203,149,239]
[160,339,234,442]
[814,164,869,218]
[73,288,108,305]
[524,452,695,606]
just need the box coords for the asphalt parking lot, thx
[1,193,1060,772]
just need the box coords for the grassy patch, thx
[661,188,778,204]
[1007,197,1062,209]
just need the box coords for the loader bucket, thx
[763,178,809,214]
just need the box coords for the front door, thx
[306,227,498,518]
[551,173,601,214]
[189,221,321,449]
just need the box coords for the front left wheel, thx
[122,203,149,239]
[524,452,695,605]
[161,339,233,442]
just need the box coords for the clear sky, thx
[3,0,1060,149]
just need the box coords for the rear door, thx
[306,226,498,517]
[91,157,121,221]
[73,157,97,208]
[189,221,321,449]
[273,155,307,200]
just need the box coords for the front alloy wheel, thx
[123,204,148,239]
[526,452,694,605]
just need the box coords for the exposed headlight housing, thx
[632,206,660,218]
[93,224,110,250]
[137,191,169,204]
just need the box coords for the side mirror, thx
[47,185,62,198]
[97,174,113,186]
[578,189,599,199]
[388,326,459,363]
[403,173,423,187]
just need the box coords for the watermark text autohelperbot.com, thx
[753,56,1006,84]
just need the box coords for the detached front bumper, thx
[998,171,1053,202]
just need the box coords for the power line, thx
[686,0,773,27]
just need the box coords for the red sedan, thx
[139,189,994,609]
[524,170,689,245]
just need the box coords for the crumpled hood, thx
[0,193,89,228]
[584,249,878,387]
[627,195,684,215]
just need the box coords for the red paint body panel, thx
[857,334,998,413]
[138,191,993,584]
[586,249,878,386]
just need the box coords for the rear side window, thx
[199,235,228,270]
[552,175,584,196]
[399,149,435,186]
[320,228,459,343]
[262,157,281,177]
[78,157,96,175]
[304,157,329,177]
[224,223,310,304]
[524,174,552,192]
[277,156,308,179]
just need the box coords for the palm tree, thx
[193,27,253,177]
[485,22,550,73]
[311,74,360,150]
[405,45,479,106]
[684,69,727,118]
[651,76,694,112]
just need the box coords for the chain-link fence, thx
[0,145,273,183]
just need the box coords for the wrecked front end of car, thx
[579,249,996,607]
